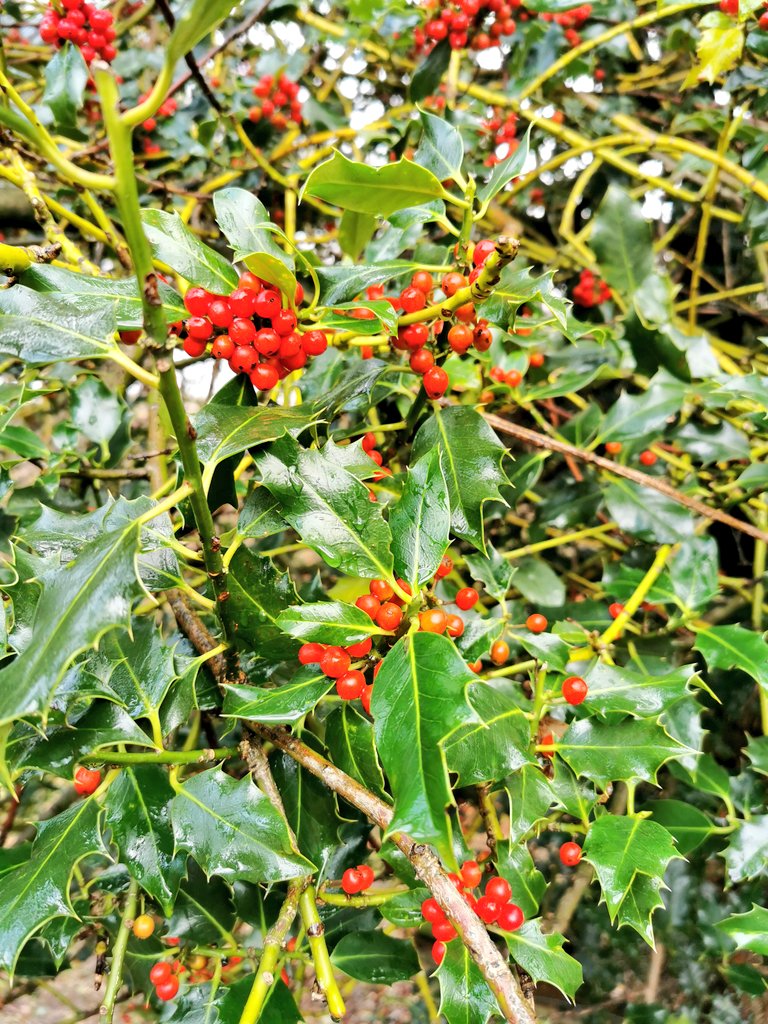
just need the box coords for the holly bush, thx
[1,1,768,1022]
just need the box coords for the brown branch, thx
[166,589,230,683]
[153,0,223,112]
[254,725,536,1024]
[478,409,768,546]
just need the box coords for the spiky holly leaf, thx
[694,624,768,693]
[496,841,547,919]
[583,813,680,941]
[437,939,499,1024]
[170,767,314,883]
[412,407,508,553]
[464,543,516,602]
[257,435,395,579]
[505,765,557,841]
[443,682,532,785]
[580,662,697,718]
[723,816,768,883]
[716,905,768,956]
[222,671,334,724]
[276,601,389,646]
[105,766,185,915]
[648,799,714,855]
[505,920,583,1001]
[390,448,451,589]
[301,151,444,217]
[330,931,420,984]
[94,618,177,718]
[746,736,768,777]
[324,703,387,800]
[372,632,478,861]
[271,740,341,867]
[557,718,689,786]
[0,799,105,976]
[220,546,298,658]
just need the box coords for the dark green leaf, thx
[331,931,420,984]
[505,920,583,1001]
[223,672,333,724]
[238,487,285,540]
[414,110,464,183]
[142,210,238,293]
[505,765,556,841]
[443,681,532,785]
[694,624,768,693]
[0,286,117,365]
[410,39,451,103]
[390,448,450,588]
[723,816,768,882]
[220,546,298,657]
[496,841,547,919]
[716,904,768,955]
[603,478,695,542]
[277,600,389,645]
[591,185,653,299]
[302,151,444,217]
[557,718,688,786]
[271,743,340,866]
[42,44,87,127]
[648,799,713,855]
[476,126,532,204]
[437,938,499,1024]
[213,188,293,270]
[324,703,387,800]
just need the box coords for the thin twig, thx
[153,0,223,112]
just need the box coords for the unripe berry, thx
[132,914,155,939]
[419,608,448,634]
[490,640,509,665]
[445,614,464,638]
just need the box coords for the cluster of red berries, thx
[340,864,375,894]
[423,862,524,965]
[604,441,658,466]
[39,0,117,62]
[539,3,592,47]
[572,269,611,307]
[721,0,768,28]
[247,73,302,128]
[481,110,519,166]
[489,350,544,389]
[74,765,101,795]
[417,0,519,51]
[148,960,181,1002]
[181,273,327,390]
[138,94,178,156]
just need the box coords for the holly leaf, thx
[464,544,516,602]
[213,188,293,270]
[222,671,333,724]
[476,125,532,204]
[193,402,319,469]
[716,905,768,956]
[94,618,177,719]
[604,478,695,543]
[219,547,298,658]
[271,742,341,867]
[437,938,499,1024]
[454,617,504,662]
[583,813,680,937]
[276,601,389,646]
[648,799,714,855]
[257,435,394,580]
[746,735,768,777]
[170,767,315,883]
[0,799,105,976]
[581,662,697,718]
[0,286,118,365]
[694,624,768,693]
[723,816,768,883]
[505,920,582,1001]
[557,718,689,786]
[412,407,508,553]
[443,682,532,785]
[331,931,420,984]
[142,210,238,293]
[42,43,87,128]
[591,185,654,300]
[0,503,150,729]
[105,765,185,915]
[414,109,464,183]
[372,633,478,860]
[496,841,547,919]
[515,631,572,671]
[324,703,387,800]
[505,765,556,842]
[683,12,744,88]
[390,448,451,589]
[301,151,444,217]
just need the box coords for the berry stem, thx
[298,886,346,1020]
[238,881,305,1024]
[81,746,236,766]
[100,878,138,1024]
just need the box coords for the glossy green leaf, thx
[165,0,240,70]
[648,799,713,855]
[505,919,583,1001]
[331,931,419,984]
[0,503,149,728]
[412,407,508,552]
[515,630,572,671]
[0,286,118,365]
[302,151,444,217]
[277,600,389,645]
[464,543,515,602]
[746,735,768,777]
[142,210,238,293]
[591,185,653,299]
[338,209,377,260]
[0,799,105,975]
[476,125,532,204]
[437,938,499,1024]
[414,109,464,183]
[390,448,450,588]
[557,718,688,786]
[372,632,478,859]
[95,618,177,718]
[213,188,293,269]
[454,616,504,662]
[604,478,694,543]
[105,766,185,915]
[512,557,565,606]
[271,742,340,866]
[170,767,314,883]
[580,662,696,718]
[723,816,768,883]
[222,671,333,724]
[314,261,416,305]
[598,373,685,444]
[496,841,547,919]
[694,624,768,693]
[324,703,387,800]
[716,904,768,955]
[194,401,317,468]
[669,535,719,612]
[505,765,557,841]
[257,434,394,580]
[410,39,450,102]
[42,43,87,127]
[443,681,532,785]
[237,487,285,540]
[220,546,298,657]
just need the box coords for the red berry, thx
[424,367,449,398]
[254,328,281,356]
[562,675,588,705]
[639,449,657,466]
[182,338,207,358]
[497,903,524,931]
[119,329,141,345]
[345,636,372,658]
[336,670,366,700]
[432,940,447,964]
[370,579,394,601]
[186,316,213,341]
[422,897,445,923]
[605,441,622,455]
[475,896,501,924]
[426,18,448,40]
[208,298,233,328]
[357,864,374,889]
[411,270,434,293]
[400,286,427,313]
[505,369,523,387]
[442,272,467,297]
[74,765,101,795]
[149,962,172,984]
[528,351,545,368]
[485,877,512,904]
[299,642,325,665]
[455,587,479,611]
[211,335,235,361]
[361,684,373,714]
[254,289,281,319]
[526,613,547,634]
[410,347,435,374]
[229,318,257,345]
[320,647,352,678]
[400,323,430,350]
[251,363,280,391]
[540,732,556,759]
[229,346,258,375]
[356,594,381,619]
[436,555,453,579]
[184,287,212,316]
[419,608,448,634]
[490,640,509,665]
[432,920,457,942]
[472,240,496,266]
[445,614,464,638]
[448,323,474,354]
[376,602,403,631]
[301,330,327,356]
[341,868,363,894]
[155,977,180,1001]
[460,860,483,889]
[560,841,582,867]
[608,602,624,619]
[759,8,768,25]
